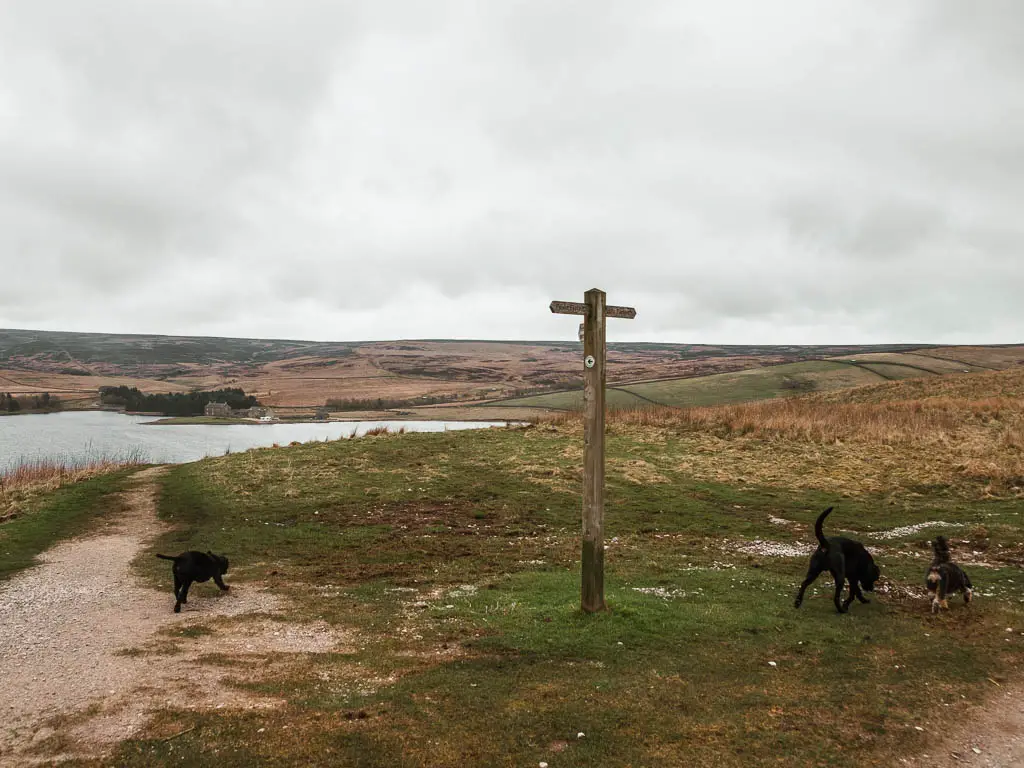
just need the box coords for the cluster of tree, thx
[0,392,62,412]
[99,386,258,416]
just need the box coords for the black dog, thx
[156,550,230,613]
[927,535,972,613]
[794,507,880,614]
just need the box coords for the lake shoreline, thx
[2,406,548,425]
[1,411,512,474]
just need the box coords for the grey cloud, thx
[779,196,949,260]
[1,1,1023,343]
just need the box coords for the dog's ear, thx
[207,550,214,557]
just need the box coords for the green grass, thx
[621,360,887,406]
[0,469,136,581]
[498,351,996,413]
[88,427,1024,767]
[853,362,938,380]
[842,352,980,375]
[501,361,892,410]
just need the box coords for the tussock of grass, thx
[1,452,146,522]
[0,469,136,581]
[541,369,1024,494]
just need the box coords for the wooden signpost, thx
[550,288,636,613]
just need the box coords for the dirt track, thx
[0,466,347,765]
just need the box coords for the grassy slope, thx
[94,387,1024,768]
[503,360,888,409]
[502,346,1024,412]
[623,360,882,405]
[0,469,136,581]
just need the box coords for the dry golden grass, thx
[541,368,1024,496]
[810,365,1024,403]
[0,455,146,521]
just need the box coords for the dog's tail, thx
[931,536,951,564]
[814,507,834,550]
[155,554,180,561]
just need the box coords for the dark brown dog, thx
[926,536,972,613]
[794,507,880,614]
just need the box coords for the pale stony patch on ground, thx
[875,581,930,601]
[679,560,739,572]
[173,618,354,656]
[727,539,816,558]
[870,521,964,540]
[631,586,688,600]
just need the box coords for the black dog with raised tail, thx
[794,507,880,614]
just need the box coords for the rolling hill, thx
[1,328,1021,415]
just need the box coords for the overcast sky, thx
[0,1,1021,344]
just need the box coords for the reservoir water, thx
[0,411,506,473]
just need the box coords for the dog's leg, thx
[841,578,857,611]
[850,578,870,604]
[213,574,230,592]
[829,553,848,613]
[964,587,973,604]
[849,581,870,606]
[934,575,950,612]
[794,564,823,608]
[177,579,193,608]
[832,572,848,613]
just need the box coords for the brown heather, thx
[540,367,1024,494]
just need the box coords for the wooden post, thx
[550,289,636,613]
[581,288,607,612]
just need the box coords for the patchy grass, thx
[0,468,138,581]
[94,409,1024,767]
[1,452,146,522]
[542,370,1024,497]
[499,353,1024,416]
[621,359,886,406]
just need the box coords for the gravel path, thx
[0,468,176,758]
[922,687,1024,768]
[0,466,343,765]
